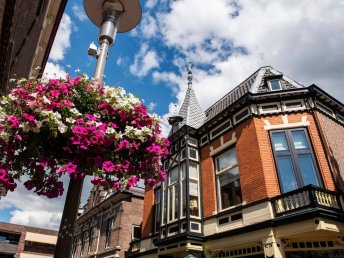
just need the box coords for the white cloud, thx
[72,2,87,21]
[145,0,158,9]
[10,211,62,230]
[130,44,160,77]
[43,62,67,79]
[49,14,72,62]
[151,0,344,110]
[0,175,93,230]
[131,14,158,39]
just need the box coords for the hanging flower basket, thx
[0,76,169,198]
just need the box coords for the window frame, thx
[167,165,179,223]
[105,217,113,248]
[268,79,282,91]
[132,225,142,241]
[154,188,161,233]
[215,146,242,211]
[270,128,323,193]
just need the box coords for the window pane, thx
[168,187,173,221]
[189,148,197,159]
[298,154,320,186]
[181,162,186,179]
[155,189,161,203]
[190,195,199,216]
[182,180,186,217]
[189,163,198,178]
[272,132,289,152]
[169,167,178,185]
[270,80,281,90]
[220,179,242,209]
[189,181,198,196]
[174,184,179,219]
[216,148,237,171]
[276,156,298,192]
[219,166,239,186]
[291,130,309,150]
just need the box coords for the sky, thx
[1,0,344,230]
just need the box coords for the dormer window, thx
[268,80,282,91]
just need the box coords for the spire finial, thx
[185,61,193,88]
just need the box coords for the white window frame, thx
[210,119,232,140]
[154,188,161,233]
[168,166,179,223]
[200,135,208,147]
[215,147,242,211]
[268,79,282,91]
[188,147,199,161]
[189,163,200,218]
[316,101,335,118]
[233,107,250,125]
[190,221,202,233]
[282,99,306,112]
[258,102,281,114]
[188,137,198,147]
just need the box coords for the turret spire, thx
[186,61,193,88]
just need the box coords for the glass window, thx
[215,147,242,210]
[189,181,199,216]
[270,128,322,193]
[105,218,113,248]
[88,227,94,254]
[189,147,198,160]
[154,188,161,233]
[169,167,178,185]
[269,80,282,91]
[189,163,198,178]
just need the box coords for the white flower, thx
[65,117,75,124]
[53,112,62,120]
[30,93,38,98]
[70,108,81,116]
[0,112,6,121]
[42,96,51,104]
[9,94,17,100]
[58,122,68,134]
[20,123,30,132]
[35,121,42,129]
[0,132,9,142]
[106,127,115,134]
[115,132,123,140]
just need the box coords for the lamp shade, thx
[84,0,142,32]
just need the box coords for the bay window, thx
[270,128,322,193]
[215,147,242,210]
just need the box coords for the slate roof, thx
[170,66,305,135]
[177,84,207,129]
[204,66,305,122]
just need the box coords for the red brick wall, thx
[200,112,336,218]
[141,186,154,239]
[317,111,344,189]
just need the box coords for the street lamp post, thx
[54,1,141,257]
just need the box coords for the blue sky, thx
[1,0,344,229]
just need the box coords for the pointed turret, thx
[168,62,206,135]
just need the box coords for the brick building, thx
[129,66,344,258]
[0,222,57,258]
[71,186,144,258]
